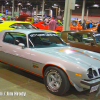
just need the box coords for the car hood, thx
[35,46,100,68]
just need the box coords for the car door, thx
[0,32,32,71]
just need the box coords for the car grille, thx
[93,70,98,76]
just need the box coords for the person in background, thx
[46,17,57,31]
[45,17,49,22]
[82,19,87,30]
[57,20,63,26]
[34,16,38,23]
[1,12,5,18]
[87,20,93,29]
[97,21,100,33]
[79,20,82,26]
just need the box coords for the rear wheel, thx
[44,66,70,95]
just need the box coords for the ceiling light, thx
[6,2,9,4]
[18,3,22,5]
[54,4,58,6]
[75,4,80,6]
[27,3,31,5]
[92,4,99,7]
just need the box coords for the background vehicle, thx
[61,31,100,53]
[33,21,82,32]
[16,14,34,23]
[0,21,37,31]
[83,27,97,32]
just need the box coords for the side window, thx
[72,21,78,26]
[3,32,27,47]
[68,33,74,41]
[9,24,17,28]
[67,33,82,42]
[9,23,26,29]
[41,22,47,25]
[3,33,14,44]
[82,34,94,43]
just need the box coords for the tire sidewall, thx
[44,66,70,95]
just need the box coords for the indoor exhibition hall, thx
[0,0,100,100]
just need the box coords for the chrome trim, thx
[81,77,100,87]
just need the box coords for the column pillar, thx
[63,0,71,31]
[86,8,89,21]
[81,0,86,23]
[36,5,38,18]
[56,8,58,17]
[42,0,45,21]
[12,0,14,17]
[58,7,61,15]
[1,5,3,13]
[17,6,19,17]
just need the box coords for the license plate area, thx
[90,84,99,93]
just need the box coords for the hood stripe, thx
[57,48,100,62]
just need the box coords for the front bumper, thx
[81,77,100,89]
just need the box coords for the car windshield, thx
[72,21,78,26]
[28,33,67,48]
[94,34,100,45]
[9,23,36,29]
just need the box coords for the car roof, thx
[0,29,56,35]
[62,30,98,35]
[0,21,31,25]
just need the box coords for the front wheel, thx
[44,66,70,95]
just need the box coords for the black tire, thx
[44,66,70,95]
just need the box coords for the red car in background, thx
[16,14,34,23]
[33,20,82,32]
[33,21,63,32]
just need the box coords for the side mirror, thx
[18,43,25,49]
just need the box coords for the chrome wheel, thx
[44,66,70,95]
[47,71,62,91]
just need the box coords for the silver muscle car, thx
[0,29,100,96]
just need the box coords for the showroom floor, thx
[0,62,100,100]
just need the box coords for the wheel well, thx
[43,64,72,85]
[43,64,51,75]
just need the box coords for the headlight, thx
[93,70,98,76]
[87,68,98,78]
[87,68,93,78]
[98,68,100,75]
